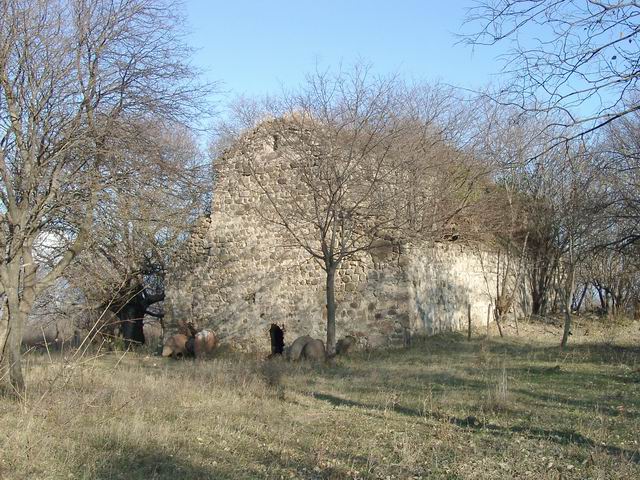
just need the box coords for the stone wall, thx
[165,122,525,351]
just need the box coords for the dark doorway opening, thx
[270,324,285,355]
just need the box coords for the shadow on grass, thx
[405,333,640,366]
[317,363,488,396]
[312,392,640,465]
[486,341,640,366]
[87,443,222,480]
[87,437,347,480]
[511,386,640,420]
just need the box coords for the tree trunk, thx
[6,310,25,393]
[494,310,504,338]
[325,265,337,356]
[572,284,587,313]
[596,285,604,310]
[560,267,575,348]
[595,285,607,313]
[531,293,543,316]
[112,285,164,348]
[3,291,26,393]
[0,297,8,375]
[610,292,617,317]
[531,276,550,315]
[530,257,552,316]
[0,257,37,393]
[560,298,572,348]
[550,287,560,314]
[609,288,625,318]
[120,316,145,347]
[614,293,624,317]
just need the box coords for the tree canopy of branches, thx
[68,123,210,348]
[469,99,615,345]
[463,0,640,143]
[0,0,211,392]
[224,67,482,354]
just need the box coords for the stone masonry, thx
[165,122,523,351]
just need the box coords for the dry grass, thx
[1,318,639,479]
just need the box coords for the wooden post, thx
[403,326,411,348]
[467,303,472,341]
[486,304,491,337]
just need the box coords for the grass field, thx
[1,319,639,479]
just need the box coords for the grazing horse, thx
[286,335,326,362]
[336,335,357,355]
[193,329,217,358]
[184,328,217,359]
[286,335,313,361]
[161,333,189,359]
[301,338,326,361]
[163,322,218,360]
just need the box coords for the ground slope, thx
[1,319,638,479]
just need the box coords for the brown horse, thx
[184,328,218,359]
[161,333,189,359]
[193,329,218,358]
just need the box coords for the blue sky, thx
[185,0,508,99]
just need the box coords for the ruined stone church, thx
[165,122,513,351]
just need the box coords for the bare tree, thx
[599,109,640,248]
[463,0,640,144]
[65,122,210,348]
[229,67,481,354]
[0,0,211,392]
[588,248,639,316]
[532,146,608,346]
[469,100,613,344]
[469,103,538,335]
[474,184,530,337]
